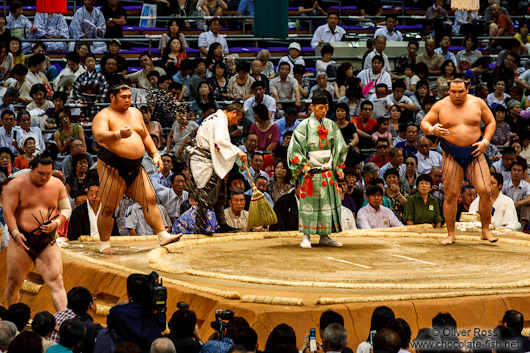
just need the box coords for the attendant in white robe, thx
[69,0,107,54]
[33,13,69,53]
[184,104,248,234]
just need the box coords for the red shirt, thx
[497,14,515,35]
[263,153,275,178]
[369,154,389,168]
[351,116,378,134]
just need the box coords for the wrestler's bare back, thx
[92,106,148,160]
[5,173,66,232]
[425,95,492,147]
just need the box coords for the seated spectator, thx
[372,117,393,145]
[357,185,403,229]
[436,60,456,98]
[475,83,489,100]
[53,109,85,154]
[388,104,401,138]
[515,20,530,54]
[456,33,482,71]
[0,110,18,156]
[403,64,420,93]
[491,105,511,146]
[47,318,86,353]
[207,61,232,100]
[245,175,273,207]
[68,182,101,240]
[293,65,309,100]
[336,184,356,230]
[101,0,127,39]
[26,83,53,116]
[415,97,436,133]
[70,53,109,120]
[351,101,378,149]
[6,63,28,104]
[62,138,94,180]
[270,182,299,231]
[489,3,515,44]
[14,110,46,153]
[274,107,298,145]
[257,49,275,80]
[338,83,363,118]
[164,308,201,353]
[31,311,57,352]
[416,38,444,76]
[33,12,68,53]
[463,57,489,95]
[7,331,42,353]
[191,82,217,120]
[396,40,419,76]
[198,18,228,59]
[415,136,442,174]
[187,59,208,102]
[158,19,188,54]
[455,185,476,222]
[0,147,18,181]
[411,79,433,111]
[384,168,409,223]
[8,37,23,67]
[77,43,90,67]
[316,45,336,74]
[167,107,198,158]
[7,302,30,331]
[224,188,253,232]
[453,9,480,37]
[395,124,419,158]
[502,158,530,228]
[25,53,48,87]
[470,173,520,230]
[270,62,301,110]
[353,162,380,207]
[404,174,442,227]
[333,63,354,99]
[278,42,305,77]
[249,59,269,93]
[244,81,276,122]
[157,154,174,188]
[126,203,171,235]
[249,104,280,151]
[243,151,269,184]
[13,136,35,169]
[283,131,292,147]
[310,72,335,99]
[0,321,17,352]
[492,146,517,182]
[362,178,392,209]
[380,146,405,178]
[400,155,419,195]
[268,158,293,203]
[173,198,219,235]
[434,35,458,67]
[102,56,125,87]
[358,55,393,98]
[501,310,530,353]
[69,0,106,53]
[228,61,255,101]
[65,153,90,199]
[334,103,359,150]
[375,15,402,41]
[126,53,166,90]
[160,38,187,78]
[369,138,390,168]
[311,11,345,49]
[364,36,392,72]
[53,52,85,93]
[489,51,519,92]
[487,78,510,108]
[158,172,189,222]
[105,274,166,352]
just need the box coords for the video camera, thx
[210,309,234,339]
[145,271,167,314]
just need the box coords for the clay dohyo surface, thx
[64,228,530,305]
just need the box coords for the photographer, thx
[106,273,167,353]
[201,316,250,353]
[165,307,203,353]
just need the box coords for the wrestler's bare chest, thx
[439,101,482,129]
[18,182,58,211]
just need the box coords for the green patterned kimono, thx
[287,114,347,235]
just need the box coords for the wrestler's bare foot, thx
[158,231,182,246]
[100,247,116,255]
[441,234,455,245]
[480,230,498,243]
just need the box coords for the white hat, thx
[288,42,301,52]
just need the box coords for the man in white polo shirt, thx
[311,11,346,49]
[198,18,228,58]
[374,15,403,41]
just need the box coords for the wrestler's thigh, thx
[125,168,157,205]
[6,240,34,283]
[97,160,127,209]
[470,154,492,197]
[442,153,465,197]
[34,244,63,281]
